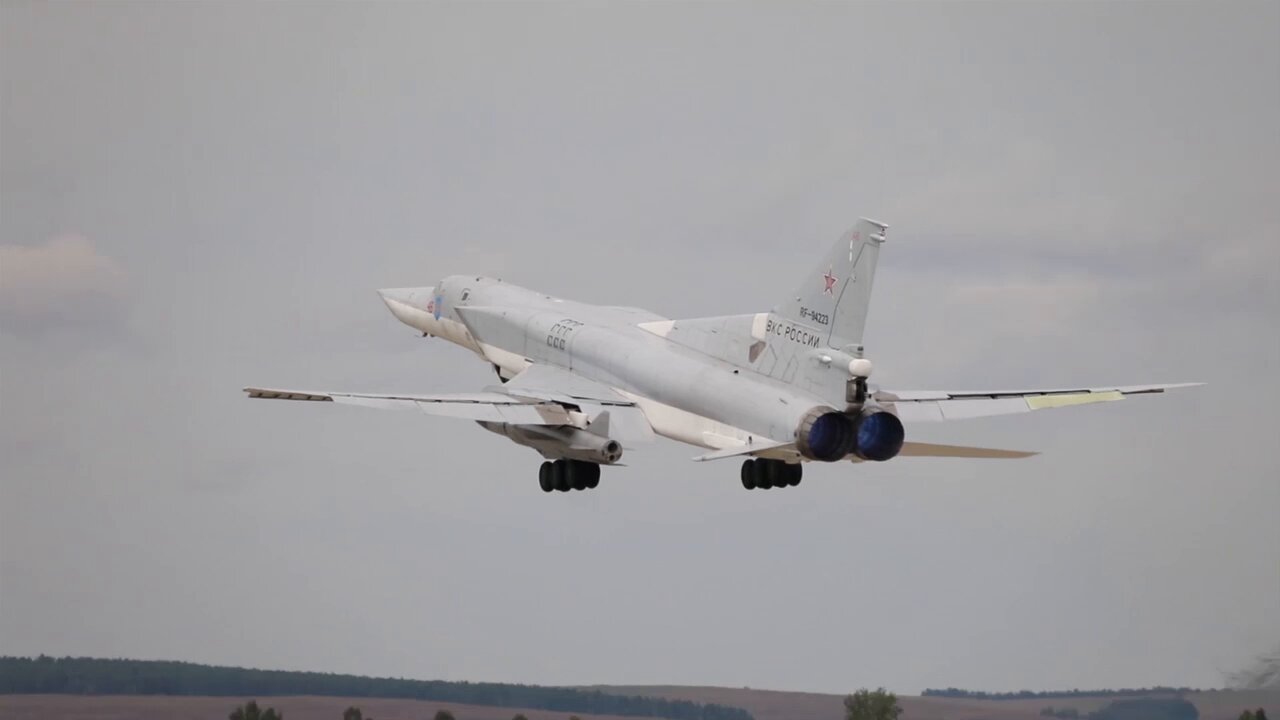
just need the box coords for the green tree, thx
[844,688,902,720]
[1238,712,1255,720]
[434,711,456,720]
[512,715,529,720]
[344,708,364,720]
[1255,710,1267,720]
[230,700,283,720]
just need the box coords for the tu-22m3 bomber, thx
[246,218,1199,493]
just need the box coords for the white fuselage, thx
[379,276,847,451]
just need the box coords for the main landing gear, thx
[740,458,802,490]
[539,459,602,492]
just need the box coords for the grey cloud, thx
[0,234,129,336]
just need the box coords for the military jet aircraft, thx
[246,218,1199,492]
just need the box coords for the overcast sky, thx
[2,1,1277,695]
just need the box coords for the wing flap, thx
[877,383,1201,423]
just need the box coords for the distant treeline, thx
[1041,699,1201,720]
[1091,699,1199,720]
[923,688,1203,701]
[0,657,754,720]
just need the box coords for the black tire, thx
[741,460,757,490]
[538,461,554,492]
[766,460,787,489]
[570,462,587,491]
[788,462,803,486]
[553,460,571,492]
[753,459,773,489]
[585,463,601,489]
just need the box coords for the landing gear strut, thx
[740,458,802,490]
[539,459,602,492]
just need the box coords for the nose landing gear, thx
[740,458,802,490]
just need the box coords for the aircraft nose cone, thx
[377,287,437,332]
[377,286,433,312]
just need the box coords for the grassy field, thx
[1,688,1274,720]
[0,695,661,720]
[588,686,1280,720]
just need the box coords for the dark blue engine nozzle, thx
[796,407,905,462]
[795,407,856,462]
[852,409,905,462]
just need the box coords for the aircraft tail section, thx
[773,218,888,350]
[638,218,887,403]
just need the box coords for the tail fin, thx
[773,218,887,350]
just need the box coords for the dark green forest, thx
[0,656,754,720]
[924,688,1203,701]
[1090,698,1199,720]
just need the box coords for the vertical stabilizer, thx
[773,218,887,350]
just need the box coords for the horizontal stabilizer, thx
[898,441,1037,459]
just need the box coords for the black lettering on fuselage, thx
[799,306,830,326]
[545,318,584,353]
[764,318,822,348]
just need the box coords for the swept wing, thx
[243,387,577,425]
[244,364,656,444]
[876,383,1201,422]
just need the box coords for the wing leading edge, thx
[244,387,576,425]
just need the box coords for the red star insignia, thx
[822,267,838,295]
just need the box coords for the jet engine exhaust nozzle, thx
[796,407,856,462]
[599,439,623,464]
[795,407,905,462]
[852,410,905,462]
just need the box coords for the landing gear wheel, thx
[786,462,803,487]
[753,460,773,489]
[553,460,571,492]
[538,461,554,492]
[767,459,788,489]
[571,462,587,491]
[584,463,601,489]
[741,459,802,489]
